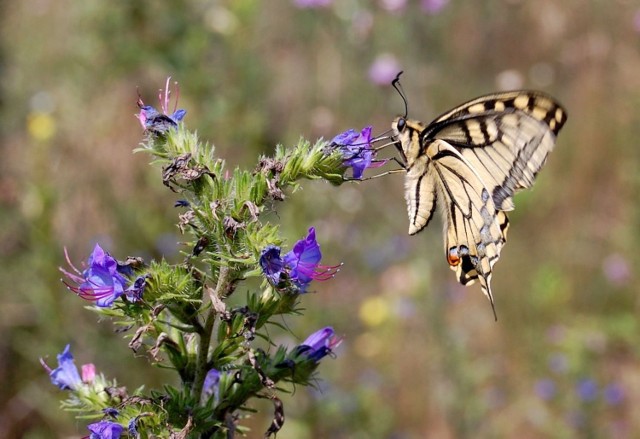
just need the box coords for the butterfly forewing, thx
[393,89,567,318]
[423,91,567,211]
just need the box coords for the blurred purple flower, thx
[576,378,598,402]
[41,344,82,390]
[548,353,569,374]
[330,126,386,179]
[534,378,556,400]
[61,244,128,307]
[293,0,332,8]
[603,383,624,406]
[368,54,402,86]
[380,0,407,14]
[88,421,124,439]
[602,253,631,287]
[634,10,640,33]
[295,327,342,362]
[128,418,139,437]
[421,0,449,14]
[260,228,340,292]
[136,77,186,132]
[203,368,221,403]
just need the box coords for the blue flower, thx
[87,421,124,439]
[603,383,624,406]
[294,327,342,363]
[330,126,386,179]
[259,245,286,286]
[534,378,556,401]
[576,378,598,402]
[44,344,82,390]
[125,275,148,302]
[259,228,340,292]
[61,244,129,307]
[136,77,186,133]
[202,368,221,404]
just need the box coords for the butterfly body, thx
[391,90,567,319]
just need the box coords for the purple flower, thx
[330,126,386,179]
[260,228,340,292]
[576,378,598,402]
[603,383,624,406]
[293,0,332,8]
[125,275,148,302]
[61,244,128,307]
[202,368,221,404]
[295,327,342,362]
[421,0,449,14]
[368,54,402,86]
[534,378,556,400]
[88,421,124,439]
[41,344,82,390]
[136,77,186,133]
[259,245,286,286]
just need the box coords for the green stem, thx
[192,266,231,402]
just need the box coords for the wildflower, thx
[259,245,286,286]
[202,368,221,404]
[41,344,82,391]
[259,228,340,292]
[534,378,556,400]
[87,420,124,439]
[136,77,186,133]
[293,0,332,8]
[125,275,148,302]
[60,244,129,307]
[82,363,96,383]
[294,327,342,362]
[329,126,385,179]
[603,383,625,406]
[368,54,402,86]
[576,378,598,402]
[421,0,449,14]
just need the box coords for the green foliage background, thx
[1,1,639,437]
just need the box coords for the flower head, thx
[330,126,386,179]
[576,378,598,402]
[534,378,556,400]
[88,421,124,439]
[60,244,129,307]
[41,344,82,390]
[136,77,186,133]
[294,327,342,362]
[259,228,340,292]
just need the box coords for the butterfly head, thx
[392,116,425,168]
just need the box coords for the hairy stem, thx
[192,266,231,401]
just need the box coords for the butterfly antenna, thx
[392,71,408,118]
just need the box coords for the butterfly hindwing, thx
[426,140,504,318]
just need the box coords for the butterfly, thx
[389,73,567,320]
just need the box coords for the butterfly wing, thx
[426,139,506,319]
[423,91,567,211]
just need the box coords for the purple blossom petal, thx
[603,383,624,406]
[88,420,124,439]
[296,327,342,362]
[48,344,82,390]
[534,378,556,400]
[421,0,449,14]
[576,378,598,402]
[260,245,286,286]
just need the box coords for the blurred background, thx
[2,0,639,437]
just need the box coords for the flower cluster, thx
[60,244,146,307]
[329,126,386,179]
[260,227,340,292]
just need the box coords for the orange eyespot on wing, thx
[447,247,461,266]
